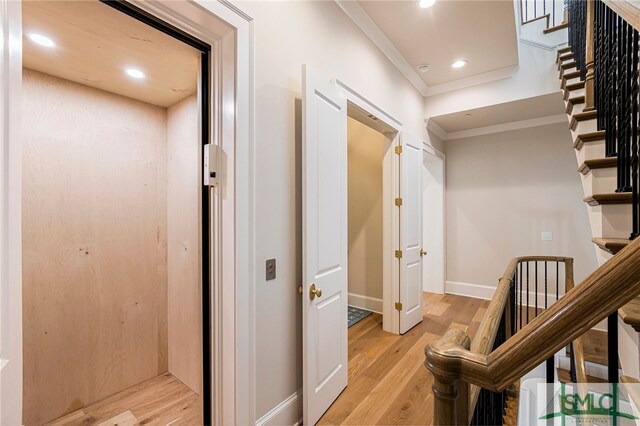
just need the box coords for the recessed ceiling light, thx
[451,59,468,69]
[417,64,430,73]
[125,68,146,79]
[28,33,56,48]
[419,0,436,8]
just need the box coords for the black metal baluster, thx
[535,261,538,317]
[633,28,639,239]
[556,262,560,302]
[544,261,548,309]
[526,261,529,324]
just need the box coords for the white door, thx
[422,148,445,294]
[302,65,348,425]
[0,0,23,424]
[398,133,424,334]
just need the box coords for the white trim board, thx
[255,389,302,426]
[348,293,383,314]
[427,113,567,141]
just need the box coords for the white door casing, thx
[302,65,348,425]
[0,0,23,424]
[398,133,423,334]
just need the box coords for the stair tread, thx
[570,109,598,130]
[592,237,630,254]
[562,60,577,70]
[557,367,608,383]
[621,375,640,384]
[584,192,633,206]
[578,157,617,174]
[574,130,606,150]
[561,70,582,89]
[545,22,569,34]
[567,95,585,114]
[619,298,640,332]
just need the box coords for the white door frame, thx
[0,1,255,424]
[334,78,402,335]
[422,143,445,295]
[0,1,24,424]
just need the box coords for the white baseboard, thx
[445,280,496,300]
[445,280,605,331]
[256,389,302,426]
[348,292,383,314]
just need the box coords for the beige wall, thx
[347,117,385,301]
[444,123,598,293]
[167,94,201,394]
[237,1,428,420]
[22,69,168,424]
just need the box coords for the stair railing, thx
[521,0,567,29]
[425,237,640,425]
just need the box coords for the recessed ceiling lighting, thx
[419,0,436,8]
[417,64,430,73]
[451,59,468,69]
[125,68,146,79]
[28,33,56,48]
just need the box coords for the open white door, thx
[0,0,23,424]
[398,133,424,334]
[302,65,348,425]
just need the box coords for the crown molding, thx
[427,113,568,141]
[335,0,429,96]
[335,0,521,98]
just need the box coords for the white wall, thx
[444,123,598,297]
[237,1,427,421]
[347,117,385,304]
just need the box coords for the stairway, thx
[556,45,640,374]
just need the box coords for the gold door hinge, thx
[395,197,403,207]
[395,302,403,311]
[395,250,403,259]
[395,146,402,154]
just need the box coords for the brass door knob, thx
[309,283,323,300]
[420,249,427,257]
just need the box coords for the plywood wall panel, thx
[22,69,168,425]
[167,94,202,394]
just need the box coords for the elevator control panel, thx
[204,144,219,187]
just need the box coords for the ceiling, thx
[357,0,519,88]
[429,92,565,136]
[22,1,201,108]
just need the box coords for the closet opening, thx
[346,104,396,336]
[21,0,212,424]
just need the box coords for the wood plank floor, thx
[46,373,201,425]
[319,292,490,425]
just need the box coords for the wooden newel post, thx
[584,0,596,111]
[425,329,472,425]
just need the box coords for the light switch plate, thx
[266,259,276,281]
[541,231,553,241]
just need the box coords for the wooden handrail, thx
[465,255,573,419]
[426,238,640,425]
[602,0,640,32]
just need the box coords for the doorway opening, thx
[422,146,445,294]
[21,1,210,423]
[346,103,397,334]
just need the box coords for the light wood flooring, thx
[319,292,490,425]
[46,373,201,425]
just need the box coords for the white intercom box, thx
[204,144,219,187]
